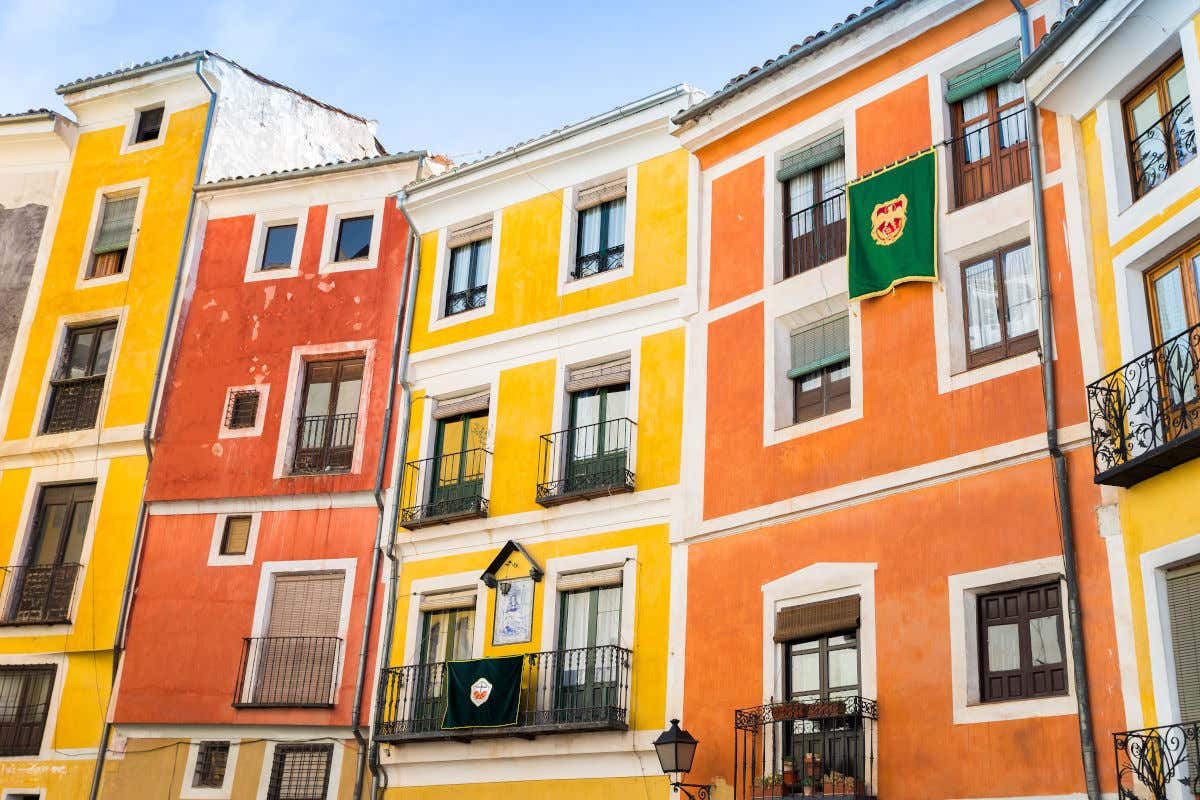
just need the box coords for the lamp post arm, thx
[672,782,713,800]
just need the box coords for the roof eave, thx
[195,150,426,192]
[1011,0,1104,81]
[56,51,207,96]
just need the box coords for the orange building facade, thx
[671,1,1128,798]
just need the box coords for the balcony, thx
[734,696,878,799]
[42,375,104,434]
[291,413,357,475]
[1132,95,1196,200]
[784,192,846,277]
[536,418,635,506]
[400,448,490,529]
[375,644,632,743]
[948,107,1031,209]
[1114,721,1200,800]
[232,636,343,708]
[0,564,81,625]
[1087,322,1200,487]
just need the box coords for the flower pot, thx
[803,786,814,797]
[803,754,822,779]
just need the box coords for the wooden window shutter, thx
[1167,564,1200,723]
[220,516,252,556]
[575,178,627,211]
[565,358,631,393]
[432,391,490,420]
[419,588,478,612]
[446,220,493,250]
[93,195,138,255]
[557,567,624,592]
[267,572,345,637]
[773,595,860,643]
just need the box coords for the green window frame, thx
[430,411,488,511]
[556,585,622,713]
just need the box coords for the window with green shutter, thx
[89,194,138,279]
[789,315,851,424]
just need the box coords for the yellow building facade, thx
[373,86,701,799]
[1019,2,1200,794]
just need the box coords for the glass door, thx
[565,384,629,493]
[11,484,93,623]
[414,608,473,730]
[784,631,862,797]
[556,586,621,721]
[429,411,488,515]
[1146,250,1200,412]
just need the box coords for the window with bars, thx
[947,51,1029,208]
[977,582,1067,702]
[0,665,55,756]
[292,358,363,474]
[266,743,333,800]
[2,482,93,625]
[220,516,252,557]
[779,132,846,277]
[192,740,230,788]
[961,242,1038,369]
[789,315,851,424]
[133,106,164,143]
[574,182,626,280]
[1125,55,1195,199]
[225,389,261,430]
[445,238,490,316]
[89,194,138,279]
[42,321,116,434]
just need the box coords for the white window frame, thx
[557,166,637,296]
[207,511,262,568]
[76,180,148,289]
[319,198,385,274]
[256,739,344,800]
[947,556,1077,723]
[120,101,171,156]
[218,384,270,440]
[244,209,307,282]
[1138,529,1200,731]
[402,572,488,666]
[429,211,502,331]
[180,738,240,800]
[537,546,638,655]
[1,789,47,800]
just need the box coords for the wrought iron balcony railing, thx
[42,375,105,434]
[784,192,846,277]
[536,418,635,506]
[233,636,343,708]
[375,644,632,743]
[1115,721,1200,800]
[574,243,624,280]
[0,563,81,626]
[291,413,357,475]
[735,696,878,800]
[400,448,490,528]
[1132,95,1196,200]
[1087,321,1200,486]
[948,107,1031,208]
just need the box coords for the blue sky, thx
[0,0,871,159]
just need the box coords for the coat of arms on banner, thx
[870,194,908,246]
[470,677,493,707]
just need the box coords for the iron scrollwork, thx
[1115,721,1200,800]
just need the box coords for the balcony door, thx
[430,411,488,515]
[293,358,363,474]
[783,157,846,277]
[566,383,629,493]
[784,630,863,797]
[254,572,344,706]
[556,584,621,720]
[415,606,474,730]
[1146,246,1200,409]
[8,484,93,624]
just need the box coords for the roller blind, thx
[446,219,493,250]
[221,516,251,555]
[565,358,631,393]
[777,131,845,183]
[432,391,490,420]
[557,567,624,592]
[93,195,138,255]
[1167,564,1200,723]
[575,178,627,211]
[774,595,860,643]
[788,314,850,379]
[419,588,478,612]
[267,572,345,637]
[945,50,1022,104]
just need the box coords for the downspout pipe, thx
[351,155,424,800]
[369,189,422,800]
[1009,5,1101,800]
[88,54,218,800]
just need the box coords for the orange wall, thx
[710,158,764,309]
[855,77,932,173]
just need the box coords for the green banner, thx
[847,149,938,301]
[441,655,523,730]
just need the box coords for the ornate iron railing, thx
[233,636,343,708]
[400,448,490,528]
[375,644,632,742]
[1132,95,1196,199]
[574,243,624,280]
[0,563,81,625]
[1087,321,1200,486]
[735,696,878,799]
[947,107,1031,208]
[1115,721,1200,800]
[291,413,357,474]
[536,418,635,505]
[784,192,846,277]
[42,375,105,434]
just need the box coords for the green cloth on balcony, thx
[442,655,523,730]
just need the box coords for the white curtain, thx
[965,261,1001,352]
[787,172,815,235]
[1003,245,1038,338]
[961,90,991,163]
[605,198,626,249]
[822,159,846,224]
[578,206,602,256]
[561,592,589,686]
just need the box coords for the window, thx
[2,483,93,625]
[292,357,363,474]
[574,190,625,280]
[1144,241,1200,407]
[947,51,1029,207]
[192,741,230,788]
[558,582,622,709]
[780,133,846,277]
[333,216,372,262]
[88,194,138,278]
[789,315,850,424]
[265,743,333,800]
[43,322,116,434]
[445,239,490,316]
[430,409,488,510]
[133,106,164,143]
[0,665,54,756]
[978,582,1066,702]
[961,242,1038,368]
[226,390,260,430]
[567,381,631,490]
[219,516,251,557]
[1126,55,1195,199]
[261,224,298,271]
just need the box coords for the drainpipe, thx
[368,189,422,800]
[1008,4,1101,799]
[88,54,218,800]
[351,155,424,800]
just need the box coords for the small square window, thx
[193,740,230,788]
[261,224,298,271]
[334,216,373,262]
[134,107,164,144]
[220,516,252,556]
[226,390,260,430]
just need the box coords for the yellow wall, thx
[383,776,672,800]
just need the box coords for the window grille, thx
[193,740,230,788]
[266,743,333,800]
[226,390,260,429]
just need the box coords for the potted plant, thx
[803,753,823,780]
[802,776,816,797]
[782,755,797,786]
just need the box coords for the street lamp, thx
[653,719,712,799]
